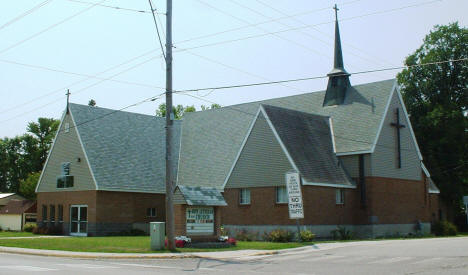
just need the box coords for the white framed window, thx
[64,123,70,133]
[239,188,250,205]
[147,208,156,217]
[336,189,345,205]
[276,186,288,204]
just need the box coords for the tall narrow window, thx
[239,188,251,205]
[42,205,47,222]
[336,189,345,205]
[50,205,55,223]
[146,208,156,217]
[276,186,288,204]
[58,205,63,222]
[64,123,70,133]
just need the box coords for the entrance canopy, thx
[174,186,227,206]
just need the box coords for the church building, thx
[35,9,441,238]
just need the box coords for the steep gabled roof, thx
[261,105,353,186]
[177,79,395,189]
[68,103,181,193]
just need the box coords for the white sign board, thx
[186,207,214,235]
[286,171,304,219]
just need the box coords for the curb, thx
[0,246,281,260]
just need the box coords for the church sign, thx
[285,171,304,219]
[186,207,214,235]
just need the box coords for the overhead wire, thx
[0,0,53,31]
[0,0,107,56]
[174,58,468,94]
[0,49,162,114]
[65,0,158,14]
[148,0,166,60]
[175,0,443,53]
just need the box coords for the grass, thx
[0,236,313,253]
[0,231,36,238]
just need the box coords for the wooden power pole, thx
[165,0,175,251]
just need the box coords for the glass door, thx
[70,205,87,236]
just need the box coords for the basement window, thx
[276,186,288,204]
[336,189,345,205]
[239,188,251,205]
[147,208,156,217]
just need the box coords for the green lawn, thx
[0,236,312,253]
[0,231,36,238]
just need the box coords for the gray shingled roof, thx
[69,103,181,193]
[261,105,353,186]
[177,79,395,189]
[176,186,227,206]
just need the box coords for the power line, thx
[175,0,442,53]
[0,49,163,114]
[148,0,166,60]
[252,0,396,67]
[0,0,53,31]
[175,58,468,93]
[0,0,107,56]
[65,0,158,14]
[196,0,329,59]
[0,54,165,123]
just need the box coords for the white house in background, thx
[0,200,37,231]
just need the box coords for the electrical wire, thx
[148,0,166,60]
[0,49,161,114]
[174,58,468,93]
[0,0,107,56]
[175,0,442,53]
[65,0,158,14]
[0,0,53,31]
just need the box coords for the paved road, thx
[0,237,467,274]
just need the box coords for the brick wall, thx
[37,191,166,236]
[222,176,432,226]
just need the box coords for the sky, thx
[0,0,467,138]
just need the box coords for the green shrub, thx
[331,226,353,240]
[235,229,254,241]
[432,220,458,236]
[266,229,293,242]
[23,223,37,232]
[299,230,316,242]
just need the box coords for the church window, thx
[239,188,250,205]
[57,162,74,188]
[147,208,156,217]
[336,189,345,204]
[65,123,70,133]
[276,186,288,204]
[42,205,47,222]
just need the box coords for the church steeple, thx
[323,4,351,107]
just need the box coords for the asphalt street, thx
[0,237,467,274]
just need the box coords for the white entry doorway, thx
[70,205,87,236]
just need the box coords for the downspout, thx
[359,154,366,208]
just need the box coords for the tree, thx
[201,104,221,111]
[27,118,60,165]
[397,22,467,221]
[155,103,196,119]
[19,172,40,200]
[88,99,96,106]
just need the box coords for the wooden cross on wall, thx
[390,108,405,168]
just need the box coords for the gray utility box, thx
[150,222,165,250]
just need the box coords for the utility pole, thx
[165,0,175,251]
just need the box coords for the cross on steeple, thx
[66,89,71,113]
[333,4,339,20]
[390,108,406,168]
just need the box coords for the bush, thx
[432,220,458,236]
[23,223,37,232]
[299,230,316,242]
[32,225,62,235]
[331,226,353,240]
[235,229,255,241]
[266,229,293,242]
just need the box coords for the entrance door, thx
[70,205,87,236]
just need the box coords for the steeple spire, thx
[323,4,351,107]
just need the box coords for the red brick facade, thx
[222,176,438,227]
[37,191,165,236]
